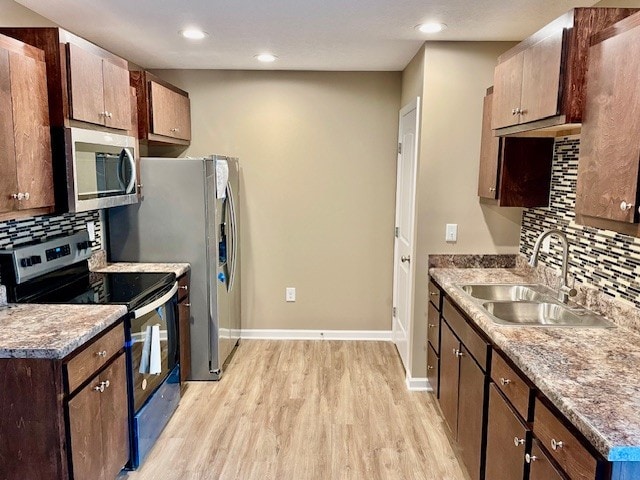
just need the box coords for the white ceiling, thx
[16,0,597,71]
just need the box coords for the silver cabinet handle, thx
[513,437,525,447]
[551,439,564,450]
[427,365,434,370]
[96,350,107,357]
[489,187,496,192]
[103,380,110,389]
[454,349,464,357]
[93,380,110,393]
[400,255,411,263]
[512,108,518,115]
[429,292,438,296]
[525,454,537,463]
[12,192,29,200]
[182,303,191,307]
[179,285,189,291]
[428,323,437,328]
[500,377,511,386]
[620,201,633,211]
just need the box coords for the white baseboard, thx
[406,376,432,392]
[240,329,392,341]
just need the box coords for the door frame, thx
[392,97,420,381]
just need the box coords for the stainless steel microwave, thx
[65,127,139,212]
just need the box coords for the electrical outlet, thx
[285,287,296,302]
[445,224,458,242]
[542,237,551,253]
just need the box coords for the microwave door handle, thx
[123,147,137,194]
[134,282,178,319]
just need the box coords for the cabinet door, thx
[178,299,191,382]
[457,345,487,480]
[478,91,500,198]
[9,50,54,211]
[438,322,460,436]
[529,440,568,480]
[492,52,524,129]
[427,343,439,398]
[576,22,640,223]
[150,81,191,140]
[520,31,564,124]
[485,384,528,480]
[99,354,129,480]
[68,43,105,126]
[0,47,17,214]
[68,372,106,480]
[102,60,131,130]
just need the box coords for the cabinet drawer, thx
[492,352,532,421]
[177,274,189,301]
[428,279,441,308]
[427,301,440,354]
[427,343,439,397]
[65,324,124,393]
[443,298,490,370]
[533,398,599,480]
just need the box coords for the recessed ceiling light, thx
[255,53,277,63]
[416,22,447,34]
[180,28,208,40]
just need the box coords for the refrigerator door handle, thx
[227,182,238,292]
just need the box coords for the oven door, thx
[129,282,179,412]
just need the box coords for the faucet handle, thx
[560,284,577,298]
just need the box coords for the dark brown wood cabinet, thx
[437,298,491,480]
[485,384,529,480]
[492,8,637,135]
[575,12,640,236]
[427,278,442,397]
[528,440,568,480]
[0,33,54,221]
[177,272,191,383]
[0,321,128,480]
[69,353,128,480]
[130,70,191,145]
[478,87,555,207]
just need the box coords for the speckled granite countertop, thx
[0,285,6,306]
[0,303,127,359]
[93,262,190,277]
[430,267,640,462]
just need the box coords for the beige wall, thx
[405,42,521,378]
[0,0,55,26]
[400,45,425,107]
[594,0,640,6]
[153,70,402,331]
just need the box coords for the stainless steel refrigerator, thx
[108,156,240,380]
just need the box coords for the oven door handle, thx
[133,282,178,319]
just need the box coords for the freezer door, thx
[226,159,241,347]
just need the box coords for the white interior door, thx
[392,98,420,374]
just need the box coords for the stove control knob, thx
[20,258,33,268]
[77,241,92,251]
[30,255,42,265]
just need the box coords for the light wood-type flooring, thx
[121,340,468,480]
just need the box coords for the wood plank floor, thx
[121,340,469,480]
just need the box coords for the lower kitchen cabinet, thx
[528,440,568,480]
[426,343,439,397]
[0,320,128,480]
[437,298,491,480]
[485,384,529,480]
[177,272,191,383]
[69,353,128,480]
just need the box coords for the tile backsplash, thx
[0,211,102,283]
[520,136,640,309]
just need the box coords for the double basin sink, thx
[456,284,614,328]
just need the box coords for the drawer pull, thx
[500,377,511,386]
[513,437,525,447]
[93,380,110,393]
[429,292,439,296]
[428,323,437,328]
[183,303,191,307]
[427,365,434,370]
[454,349,464,358]
[551,439,564,450]
[525,454,537,464]
[179,285,189,291]
[96,350,107,358]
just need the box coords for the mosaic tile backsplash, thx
[0,211,102,284]
[520,136,640,309]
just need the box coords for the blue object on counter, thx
[218,272,226,283]
[131,365,181,468]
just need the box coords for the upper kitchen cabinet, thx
[492,7,637,135]
[478,87,555,207]
[0,28,133,133]
[575,11,640,236]
[68,43,131,130]
[0,34,55,221]
[130,70,192,145]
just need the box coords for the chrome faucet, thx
[528,229,577,304]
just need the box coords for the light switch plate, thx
[445,224,458,242]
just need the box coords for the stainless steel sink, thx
[460,284,546,302]
[482,301,614,328]
[455,283,614,328]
